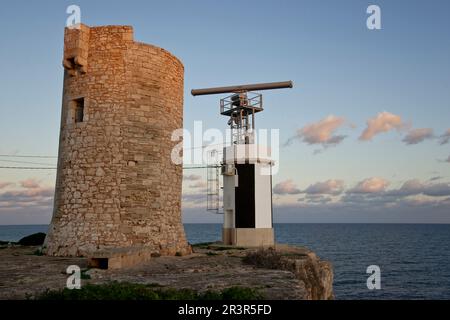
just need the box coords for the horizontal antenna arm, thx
[191,81,293,96]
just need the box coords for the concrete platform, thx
[87,246,153,270]
[222,228,274,247]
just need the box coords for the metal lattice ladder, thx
[206,150,222,213]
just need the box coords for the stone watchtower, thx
[44,24,191,268]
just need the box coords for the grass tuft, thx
[36,282,263,300]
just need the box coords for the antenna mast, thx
[192,81,293,145]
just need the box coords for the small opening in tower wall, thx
[88,257,109,269]
[74,98,84,123]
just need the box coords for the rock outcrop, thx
[18,233,46,246]
[0,242,333,300]
[242,245,333,299]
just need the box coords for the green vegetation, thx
[191,242,215,248]
[219,287,264,300]
[37,282,263,300]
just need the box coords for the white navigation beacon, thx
[191,81,293,246]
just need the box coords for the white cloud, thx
[273,180,301,195]
[439,129,450,145]
[181,192,206,209]
[0,182,14,189]
[386,179,424,196]
[20,179,40,189]
[346,179,450,200]
[422,183,450,197]
[304,179,345,195]
[189,181,207,189]
[359,112,405,141]
[0,187,54,209]
[302,194,333,204]
[402,128,434,145]
[349,177,390,194]
[286,115,347,147]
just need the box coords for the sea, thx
[1,223,449,300]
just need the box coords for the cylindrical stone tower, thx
[44,24,191,266]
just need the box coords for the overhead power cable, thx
[0,154,57,158]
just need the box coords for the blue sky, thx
[0,0,449,224]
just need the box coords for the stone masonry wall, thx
[44,24,190,257]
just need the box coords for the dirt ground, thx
[0,243,333,300]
